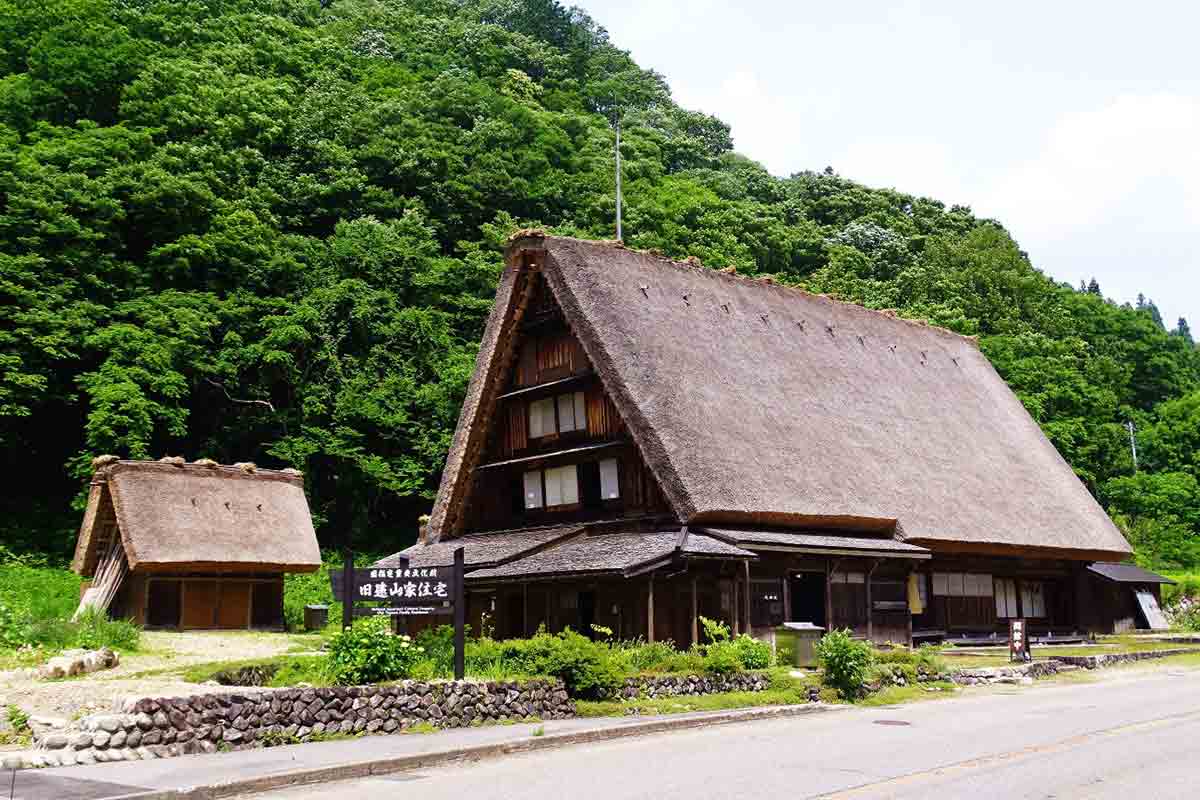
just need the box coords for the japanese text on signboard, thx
[331,565,458,606]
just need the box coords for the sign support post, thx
[341,546,354,631]
[453,547,465,680]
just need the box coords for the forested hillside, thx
[2,0,1198,567]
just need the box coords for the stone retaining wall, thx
[619,671,772,699]
[32,679,572,768]
[1050,648,1193,669]
[950,660,1066,686]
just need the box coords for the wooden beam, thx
[732,577,740,636]
[691,575,699,646]
[647,573,655,643]
[866,559,880,643]
[743,560,752,636]
[782,569,792,623]
[906,568,915,647]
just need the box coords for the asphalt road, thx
[247,666,1200,800]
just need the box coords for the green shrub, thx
[1163,573,1200,608]
[815,629,874,700]
[701,641,742,674]
[73,607,140,651]
[1173,603,1200,632]
[326,616,424,685]
[414,624,457,675]
[733,635,772,669]
[283,551,384,632]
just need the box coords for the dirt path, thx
[0,631,323,736]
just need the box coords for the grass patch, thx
[576,669,821,717]
[180,656,331,687]
[857,681,958,707]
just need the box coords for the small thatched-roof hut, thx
[72,458,321,630]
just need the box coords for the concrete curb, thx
[108,704,836,800]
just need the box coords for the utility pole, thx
[614,116,623,241]
[1127,420,1138,472]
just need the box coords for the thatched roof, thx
[430,235,1131,560]
[1088,563,1174,584]
[72,459,322,575]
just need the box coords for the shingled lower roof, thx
[466,530,755,581]
[1087,563,1175,584]
[373,526,584,571]
[72,460,321,575]
[701,528,931,559]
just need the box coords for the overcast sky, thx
[575,0,1199,329]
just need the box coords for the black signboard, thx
[330,565,460,606]
[335,547,467,679]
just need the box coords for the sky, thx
[574,0,1199,329]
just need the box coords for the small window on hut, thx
[529,392,587,439]
[544,464,578,506]
[1020,581,1046,618]
[599,458,620,499]
[933,573,993,597]
[995,578,1019,618]
[523,471,544,509]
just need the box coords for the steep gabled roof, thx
[430,234,1132,559]
[72,459,322,575]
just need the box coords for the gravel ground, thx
[0,631,323,740]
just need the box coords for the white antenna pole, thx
[614,116,623,241]
[1127,420,1138,472]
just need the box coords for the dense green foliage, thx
[409,623,772,696]
[815,629,874,700]
[1,0,1197,568]
[326,615,423,683]
[282,549,384,630]
[0,547,139,651]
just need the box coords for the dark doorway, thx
[504,593,524,639]
[146,579,181,628]
[791,573,825,625]
[578,590,596,636]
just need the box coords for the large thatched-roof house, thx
[382,234,1167,644]
[72,457,321,630]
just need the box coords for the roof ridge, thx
[516,234,980,347]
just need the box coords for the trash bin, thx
[304,604,329,632]
[778,622,825,667]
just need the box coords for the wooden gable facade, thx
[464,273,670,533]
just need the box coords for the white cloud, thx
[987,94,1200,236]
[670,69,843,175]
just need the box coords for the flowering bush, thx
[326,616,423,685]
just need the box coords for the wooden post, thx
[906,568,915,647]
[732,577,740,636]
[341,547,354,631]
[866,560,879,643]
[691,575,699,646]
[782,570,792,623]
[647,573,655,643]
[453,547,465,681]
[825,558,840,632]
[522,582,529,638]
[742,560,752,636]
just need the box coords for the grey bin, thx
[303,604,329,632]
[778,622,825,667]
